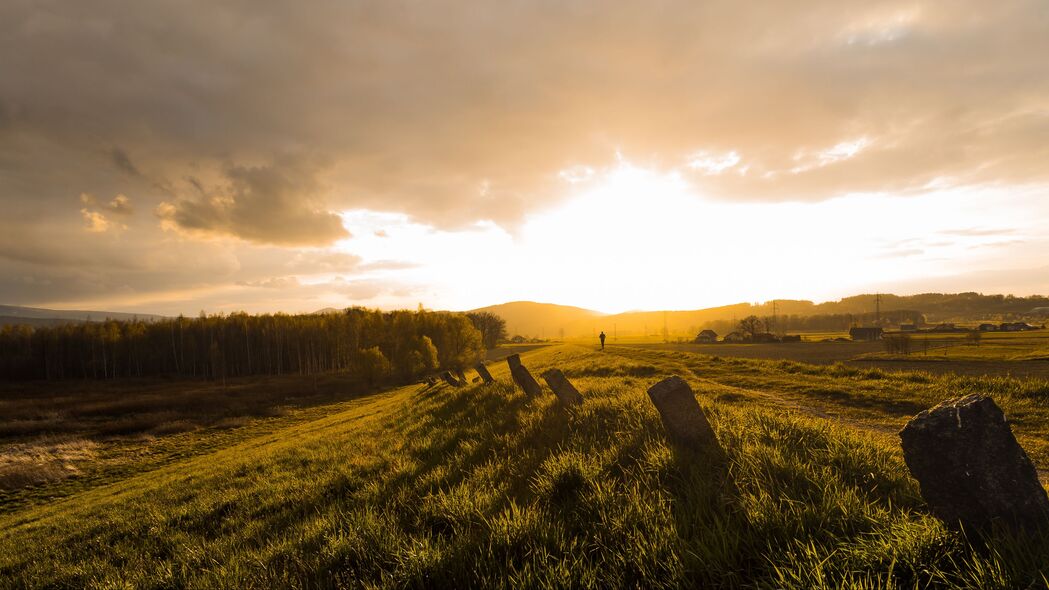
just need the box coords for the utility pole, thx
[614,324,617,342]
[663,311,668,343]
[875,293,882,326]
[772,300,778,335]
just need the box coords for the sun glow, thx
[329,163,1042,313]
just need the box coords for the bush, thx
[885,334,912,355]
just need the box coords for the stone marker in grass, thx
[646,376,717,450]
[506,354,542,396]
[540,368,583,406]
[474,362,495,384]
[441,370,462,387]
[456,368,469,385]
[899,394,1049,533]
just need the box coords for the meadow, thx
[862,330,1049,362]
[2,344,1049,587]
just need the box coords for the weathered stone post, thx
[456,368,469,385]
[506,354,542,396]
[646,376,718,450]
[899,394,1049,533]
[540,368,583,406]
[441,370,462,387]
[474,362,495,384]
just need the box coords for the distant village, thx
[692,319,1045,345]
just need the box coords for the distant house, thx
[722,331,747,343]
[849,327,884,341]
[751,332,779,343]
[509,335,527,343]
[978,323,999,332]
[694,329,718,343]
[1000,322,1038,332]
[899,323,918,332]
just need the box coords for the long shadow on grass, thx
[665,440,758,585]
[377,382,575,515]
[793,385,928,417]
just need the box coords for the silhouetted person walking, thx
[599,331,606,350]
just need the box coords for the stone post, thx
[474,362,495,384]
[506,354,541,396]
[540,368,583,406]
[441,370,462,387]
[646,376,718,450]
[899,394,1049,533]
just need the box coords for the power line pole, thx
[875,293,882,326]
[772,300,778,335]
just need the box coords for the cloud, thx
[110,147,142,177]
[238,276,302,289]
[327,277,421,301]
[156,157,349,245]
[359,260,419,272]
[1,0,1048,312]
[939,227,1016,237]
[2,0,1047,232]
[80,209,111,233]
[283,251,363,273]
[81,193,134,216]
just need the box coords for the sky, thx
[1,0,1048,315]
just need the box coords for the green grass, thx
[860,330,1049,362]
[2,345,1049,587]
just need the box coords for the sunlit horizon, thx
[29,160,1048,317]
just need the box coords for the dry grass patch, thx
[0,438,99,490]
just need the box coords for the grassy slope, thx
[2,345,1049,588]
[0,375,386,514]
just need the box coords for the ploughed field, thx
[3,344,1049,587]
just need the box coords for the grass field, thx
[860,330,1049,362]
[3,344,1049,587]
[636,331,1049,381]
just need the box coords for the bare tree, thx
[739,315,762,339]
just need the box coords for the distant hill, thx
[469,301,606,339]
[468,301,764,339]
[312,307,344,315]
[470,293,1049,339]
[0,305,167,328]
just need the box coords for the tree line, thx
[0,308,506,382]
[702,310,924,335]
[752,293,1049,320]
